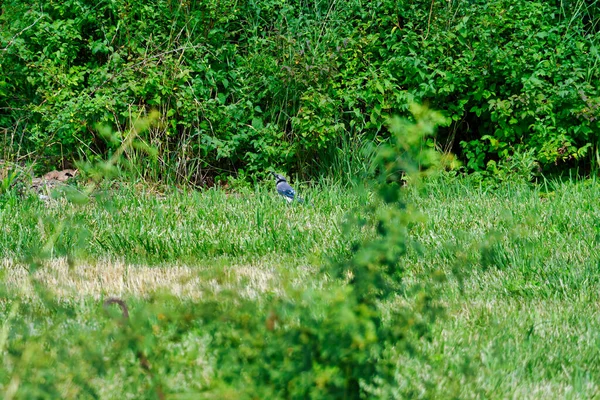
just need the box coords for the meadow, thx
[2,0,599,397]
[1,174,599,399]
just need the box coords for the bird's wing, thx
[277,182,296,199]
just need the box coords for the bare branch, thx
[1,8,45,52]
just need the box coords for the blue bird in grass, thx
[270,172,304,203]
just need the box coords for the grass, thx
[1,177,600,398]
[0,182,372,264]
[399,177,600,398]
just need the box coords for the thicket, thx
[1,0,599,182]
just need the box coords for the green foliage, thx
[0,0,364,179]
[467,147,540,188]
[0,168,20,196]
[376,0,600,172]
[1,0,598,181]
[0,162,29,203]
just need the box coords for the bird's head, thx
[270,172,287,182]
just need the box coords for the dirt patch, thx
[31,169,78,194]
[0,160,78,196]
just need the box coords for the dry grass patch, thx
[0,257,302,301]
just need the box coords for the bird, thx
[270,172,304,203]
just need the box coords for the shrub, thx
[1,0,598,180]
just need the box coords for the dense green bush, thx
[359,0,600,171]
[1,0,598,180]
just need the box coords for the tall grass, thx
[2,176,600,397]
[0,182,372,264]
[315,132,379,186]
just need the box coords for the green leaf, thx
[251,117,264,130]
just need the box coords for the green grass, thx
[1,177,600,398]
[0,182,372,265]
[399,178,600,398]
